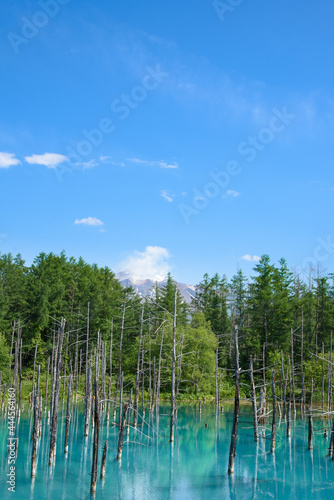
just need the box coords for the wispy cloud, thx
[80,159,99,170]
[0,152,21,169]
[127,158,179,169]
[119,246,171,281]
[241,254,261,262]
[74,217,104,226]
[222,189,240,198]
[25,153,68,169]
[100,156,125,167]
[161,190,174,202]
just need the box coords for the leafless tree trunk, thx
[170,288,177,443]
[100,441,108,478]
[90,381,99,494]
[308,379,313,450]
[84,359,92,437]
[116,403,128,460]
[31,365,41,476]
[134,308,143,428]
[228,326,240,475]
[270,371,276,453]
[64,374,72,454]
[250,356,258,442]
[49,318,66,466]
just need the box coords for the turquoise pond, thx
[1,403,334,499]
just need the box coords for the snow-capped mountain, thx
[115,272,196,304]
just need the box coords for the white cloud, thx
[25,153,68,169]
[120,246,171,281]
[74,217,104,226]
[127,158,178,169]
[159,161,179,169]
[161,190,174,202]
[0,152,21,169]
[222,190,240,198]
[241,254,261,262]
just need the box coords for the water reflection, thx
[1,404,334,499]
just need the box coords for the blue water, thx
[1,403,334,499]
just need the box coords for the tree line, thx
[0,251,333,400]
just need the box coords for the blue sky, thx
[1,0,334,284]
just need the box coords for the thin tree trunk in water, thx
[13,341,18,398]
[90,381,99,494]
[73,331,78,406]
[31,365,41,477]
[152,357,156,412]
[176,331,184,398]
[301,373,305,414]
[330,332,333,411]
[106,377,111,424]
[32,343,38,398]
[291,329,296,416]
[270,370,276,453]
[322,342,325,412]
[228,325,240,475]
[117,403,128,460]
[281,351,286,419]
[113,373,120,421]
[327,365,331,413]
[77,348,82,404]
[156,325,164,408]
[329,415,334,457]
[110,318,113,378]
[258,386,266,424]
[215,336,219,407]
[62,362,66,414]
[50,325,56,422]
[118,298,126,380]
[287,356,291,438]
[45,357,50,413]
[9,321,15,371]
[18,336,22,416]
[84,359,92,437]
[49,318,66,466]
[100,441,108,478]
[170,288,177,443]
[126,390,132,437]
[134,308,144,427]
[148,322,152,411]
[308,378,313,450]
[85,302,90,423]
[250,356,258,442]
[141,337,145,417]
[118,372,123,427]
[64,374,72,454]
[301,308,304,412]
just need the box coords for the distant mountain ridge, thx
[115,272,196,304]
